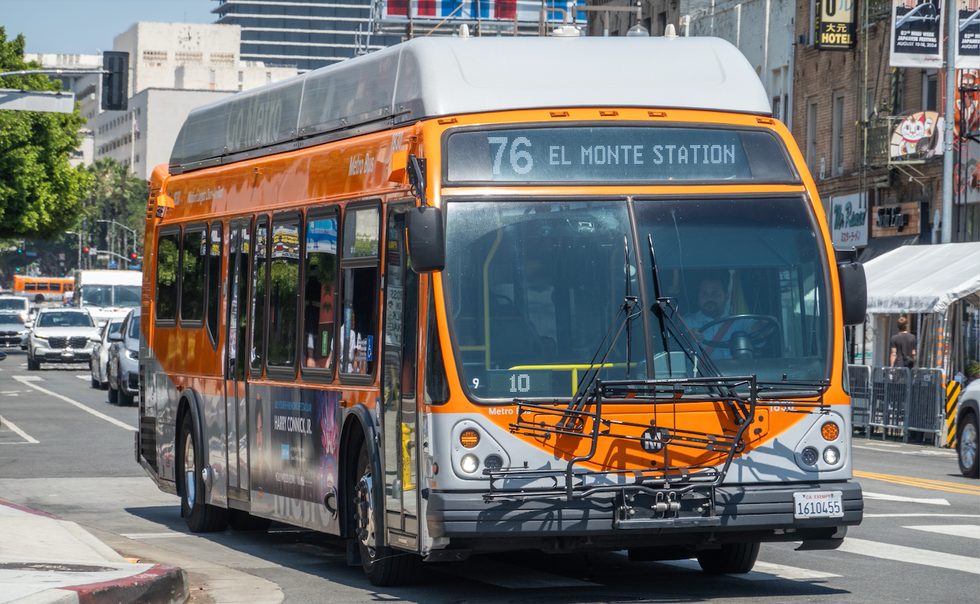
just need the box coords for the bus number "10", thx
[509,373,532,393]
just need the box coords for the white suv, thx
[27,308,100,370]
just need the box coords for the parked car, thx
[107,310,140,405]
[0,295,30,323]
[27,308,100,370]
[90,318,124,389]
[956,380,980,478]
[0,313,29,348]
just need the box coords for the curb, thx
[16,565,188,604]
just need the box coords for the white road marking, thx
[904,525,980,539]
[655,558,839,581]
[837,538,980,575]
[76,375,91,381]
[12,376,134,431]
[121,532,191,539]
[0,415,39,444]
[853,444,956,457]
[864,492,949,506]
[867,513,980,518]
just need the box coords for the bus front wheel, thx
[353,442,421,586]
[696,542,760,575]
[179,414,228,533]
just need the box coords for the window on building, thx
[340,205,379,377]
[180,226,207,324]
[832,92,845,177]
[772,96,781,122]
[924,72,938,112]
[302,210,338,376]
[156,230,180,322]
[806,99,818,174]
[658,12,667,36]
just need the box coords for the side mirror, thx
[406,205,445,273]
[837,261,867,326]
[108,332,124,342]
[0,351,7,361]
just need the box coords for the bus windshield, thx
[81,285,142,308]
[443,196,829,400]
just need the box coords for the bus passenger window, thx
[267,220,300,370]
[250,219,269,375]
[303,213,338,374]
[181,227,207,323]
[156,232,180,321]
[25,283,36,291]
[206,223,222,343]
[340,206,379,376]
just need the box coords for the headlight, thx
[823,447,841,465]
[125,349,138,360]
[33,335,47,342]
[460,454,479,474]
[801,447,819,466]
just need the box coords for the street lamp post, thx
[96,219,138,268]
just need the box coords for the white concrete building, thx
[84,22,297,180]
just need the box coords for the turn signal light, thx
[821,422,840,441]
[460,429,480,449]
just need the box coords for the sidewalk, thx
[0,499,187,604]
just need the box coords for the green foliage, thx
[0,28,91,239]
[81,158,149,260]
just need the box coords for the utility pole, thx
[941,3,956,243]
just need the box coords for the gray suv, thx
[107,310,140,405]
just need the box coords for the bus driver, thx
[684,272,774,360]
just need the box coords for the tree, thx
[0,28,91,239]
[80,158,149,266]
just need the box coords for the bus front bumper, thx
[425,481,862,553]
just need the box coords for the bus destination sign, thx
[447,127,795,184]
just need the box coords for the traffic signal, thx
[102,51,129,111]
[82,246,90,254]
[130,252,138,261]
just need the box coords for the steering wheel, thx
[696,314,780,349]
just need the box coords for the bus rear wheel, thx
[180,414,228,533]
[696,542,760,575]
[353,442,421,586]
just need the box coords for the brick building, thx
[792,0,979,256]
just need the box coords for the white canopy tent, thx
[863,242,980,315]
[861,241,980,375]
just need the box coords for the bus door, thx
[225,218,252,503]
[381,205,421,550]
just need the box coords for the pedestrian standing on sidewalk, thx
[889,316,917,369]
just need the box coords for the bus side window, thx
[25,283,36,292]
[340,205,379,377]
[180,226,207,325]
[302,210,338,377]
[156,230,181,322]
[266,216,301,373]
[206,222,222,345]
[250,217,270,376]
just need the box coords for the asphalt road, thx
[1,350,978,604]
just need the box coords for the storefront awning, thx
[863,242,980,315]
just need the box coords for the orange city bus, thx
[137,35,868,586]
[13,275,73,304]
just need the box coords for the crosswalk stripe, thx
[435,558,600,588]
[864,492,949,505]
[656,558,840,581]
[904,525,980,540]
[837,538,980,574]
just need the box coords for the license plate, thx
[793,491,844,519]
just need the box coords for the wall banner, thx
[817,0,857,50]
[955,0,980,69]
[890,111,944,160]
[831,193,869,248]
[890,0,946,68]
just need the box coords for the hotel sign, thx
[817,0,857,50]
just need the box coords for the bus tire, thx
[353,441,421,586]
[34,294,44,304]
[957,413,979,478]
[179,414,228,533]
[696,542,760,575]
[228,509,272,532]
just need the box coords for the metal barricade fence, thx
[907,368,943,440]
[848,365,872,431]
[870,367,910,438]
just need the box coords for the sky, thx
[1,0,217,56]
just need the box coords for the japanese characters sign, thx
[890,0,946,68]
[817,0,857,50]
